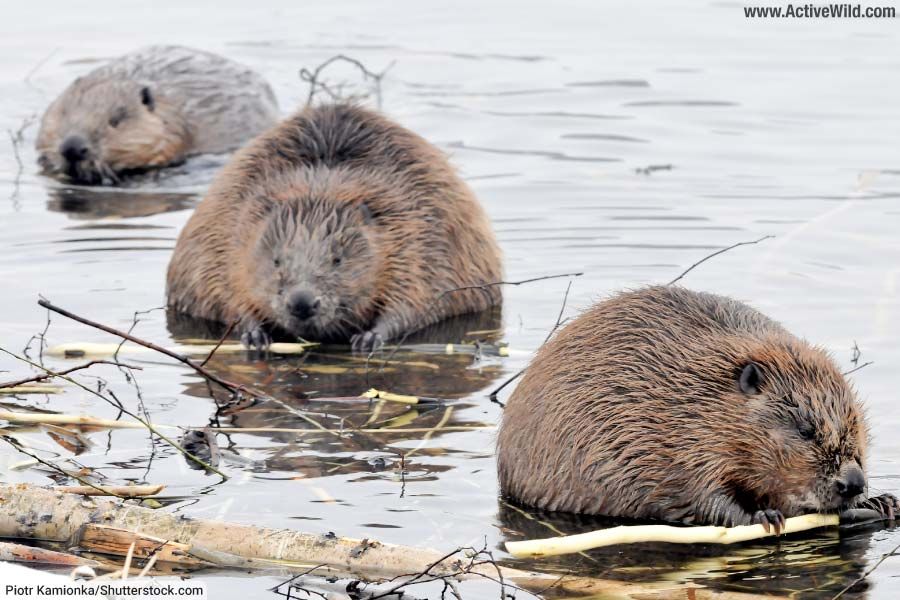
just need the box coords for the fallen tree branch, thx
[38,299,240,395]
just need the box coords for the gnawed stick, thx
[505,513,839,558]
[0,484,779,599]
[47,342,314,359]
[0,385,62,394]
[0,409,490,434]
[0,409,153,430]
[55,484,165,498]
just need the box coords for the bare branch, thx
[668,235,774,286]
[0,359,142,389]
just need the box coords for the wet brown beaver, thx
[497,285,897,531]
[166,103,502,351]
[36,45,278,185]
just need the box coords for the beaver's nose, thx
[288,291,320,321]
[836,465,866,499]
[60,135,90,164]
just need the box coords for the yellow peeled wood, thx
[505,513,839,558]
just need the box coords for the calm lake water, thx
[1,1,899,598]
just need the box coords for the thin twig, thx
[35,299,349,442]
[668,235,774,285]
[300,54,395,109]
[489,279,574,404]
[832,541,900,599]
[0,360,142,389]
[0,436,125,499]
[435,272,584,303]
[24,47,59,88]
[0,346,227,479]
[38,299,239,395]
[199,321,238,368]
[376,272,584,373]
[843,361,873,376]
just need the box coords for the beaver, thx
[497,285,897,532]
[36,45,278,185]
[166,103,503,351]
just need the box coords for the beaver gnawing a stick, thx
[498,286,897,532]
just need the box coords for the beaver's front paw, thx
[240,322,272,352]
[351,330,384,353]
[752,509,786,534]
[859,493,899,521]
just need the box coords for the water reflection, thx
[46,187,196,220]
[168,308,504,479]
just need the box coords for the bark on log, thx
[0,484,780,600]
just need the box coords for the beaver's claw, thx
[858,493,899,521]
[753,508,786,534]
[351,330,384,353]
[240,324,272,352]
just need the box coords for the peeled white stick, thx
[46,342,312,359]
[505,513,839,558]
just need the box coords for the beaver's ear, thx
[140,87,155,112]
[359,203,374,225]
[738,362,762,395]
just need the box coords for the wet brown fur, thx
[166,103,502,344]
[498,286,879,525]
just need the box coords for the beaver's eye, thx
[108,108,127,128]
[797,420,816,440]
[273,258,280,267]
[332,255,342,267]
[140,86,155,111]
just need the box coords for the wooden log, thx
[0,540,100,567]
[0,484,780,599]
[74,524,209,567]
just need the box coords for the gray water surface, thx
[1,1,899,598]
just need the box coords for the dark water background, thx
[1,1,899,598]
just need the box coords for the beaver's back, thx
[95,45,278,154]
[167,104,502,332]
[497,286,809,517]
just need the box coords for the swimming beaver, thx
[497,286,897,531]
[166,104,502,351]
[36,45,278,185]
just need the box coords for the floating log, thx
[0,484,777,599]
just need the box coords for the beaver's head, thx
[36,77,191,185]
[724,339,869,516]
[251,199,380,340]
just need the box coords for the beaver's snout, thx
[287,290,320,321]
[835,464,866,500]
[60,135,90,166]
